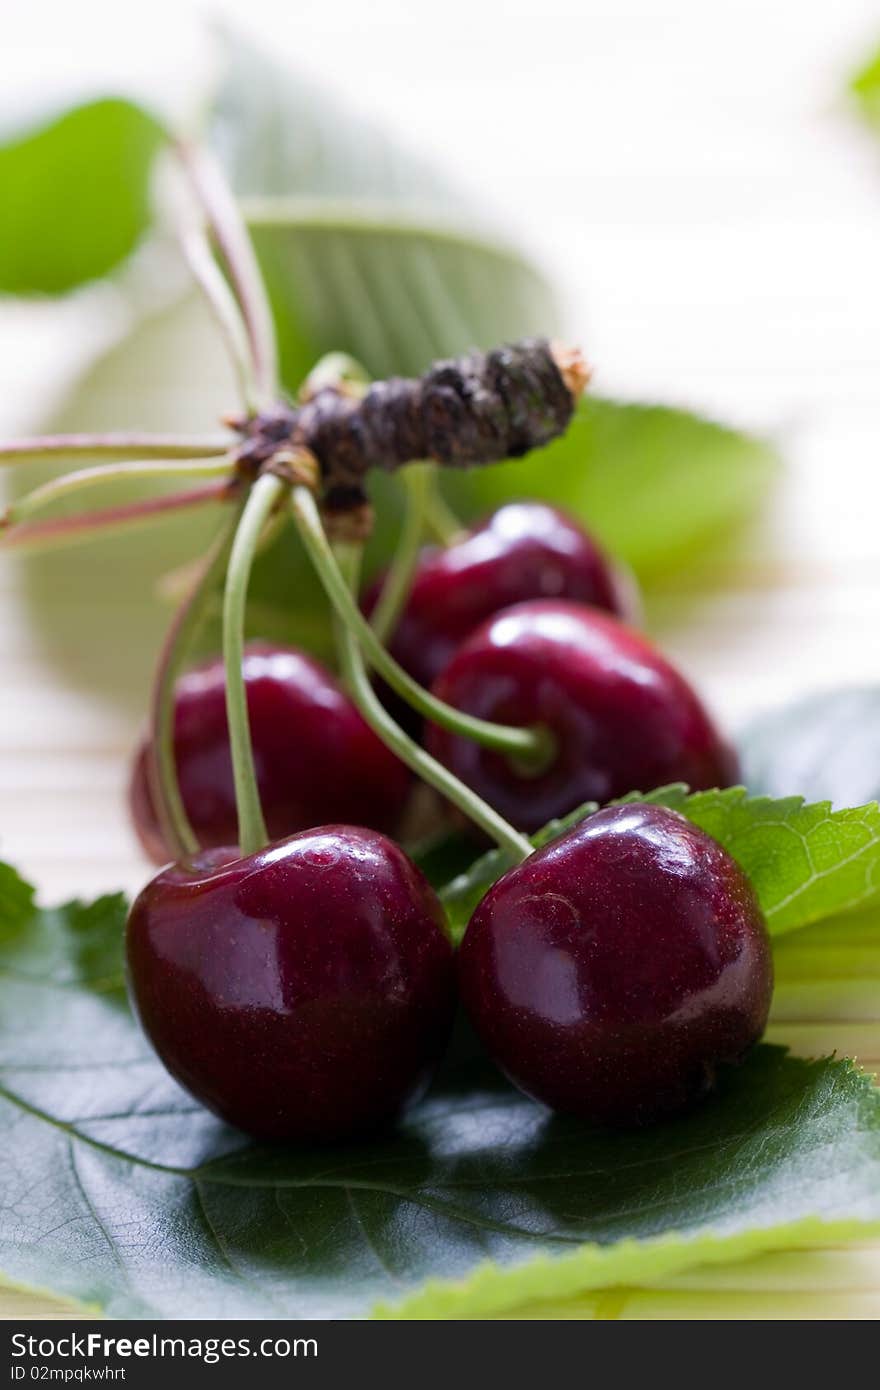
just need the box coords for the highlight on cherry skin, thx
[130,642,411,863]
[427,599,739,834]
[458,802,774,1128]
[364,501,638,691]
[125,825,457,1142]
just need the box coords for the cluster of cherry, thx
[126,498,772,1141]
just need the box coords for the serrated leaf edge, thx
[372,1213,880,1320]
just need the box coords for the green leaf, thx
[851,44,880,131]
[211,30,560,384]
[0,862,35,935]
[440,786,880,945]
[380,1193,875,1321]
[0,98,164,296]
[1,850,878,1317]
[0,883,126,996]
[647,786,880,936]
[439,395,780,578]
[1,858,879,1320]
[741,687,880,808]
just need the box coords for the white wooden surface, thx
[2,0,880,1320]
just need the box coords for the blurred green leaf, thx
[0,98,164,295]
[851,44,880,130]
[440,396,779,577]
[211,30,562,383]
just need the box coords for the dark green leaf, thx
[1,859,879,1320]
[0,99,164,296]
[741,687,880,809]
[441,786,880,944]
[408,831,482,893]
[0,885,127,996]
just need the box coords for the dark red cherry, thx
[364,502,637,691]
[459,803,773,1126]
[126,826,456,1141]
[130,642,410,863]
[426,600,738,833]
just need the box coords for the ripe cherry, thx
[126,826,456,1141]
[130,643,410,863]
[427,600,738,833]
[364,502,636,691]
[459,802,773,1126]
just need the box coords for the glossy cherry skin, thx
[126,826,456,1141]
[459,803,773,1126]
[427,600,739,833]
[130,643,410,863]
[364,502,636,692]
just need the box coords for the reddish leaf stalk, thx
[0,482,232,551]
[175,142,278,408]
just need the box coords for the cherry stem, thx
[3,457,234,529]
[369,462,433,644]
[334,542,533,864]
[424,473,465,546]
[181,226,260,414]
[176,141,278,409]
[222,473,284,855]
[288,485,553,765]
[149,508,244,860]
[300,353,369,400]
[0,482,231,553]
[0,432,233,466]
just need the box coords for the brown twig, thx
[233,338,589,512]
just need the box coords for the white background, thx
[2,0,880,900]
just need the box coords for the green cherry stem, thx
[0,432,233,466]
[369,462,433,644]
[181,227,261,414]
[222,473,285,855]
[288,485,553,766]
[300,352,370,399]
[2,457,235,529]
[149,506,244,859]
[334,542,532,864]
[424,472,466,546]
